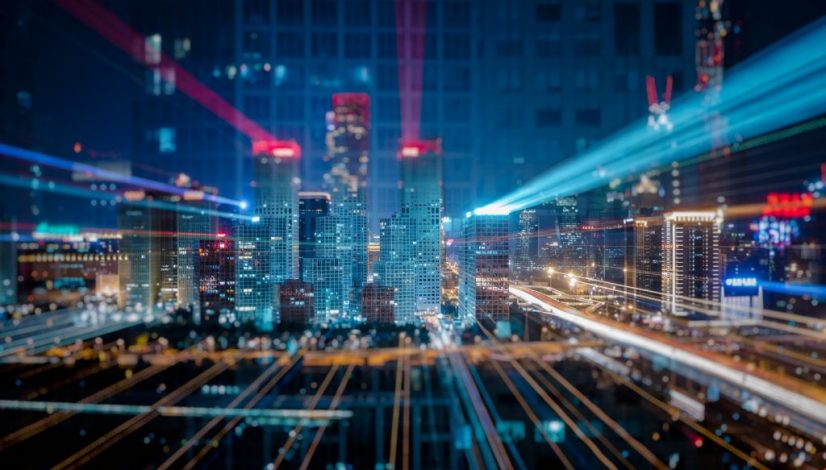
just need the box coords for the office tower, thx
[301,214,350,323]
[459,214,509,322]
[361,283,396,324]
[252,140,300,288]
[373,217,416,323]
[399,140,443,316]
[662,211,722,316]
[554,196,585,274]
[511,209,539,281]
[624,217,664,309]
[234,217,273,328]
[324,93,369,315]
[197,238,235,326]
[176,183,218,313]
[298,191,331,273]
[128,1,695,225]
[278,279,315,325]
[118,192,155,312]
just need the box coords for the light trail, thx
[0,399,351,421]
[0,363,171,450]
[0,142,244,208]
[298,364,355,470]
[511,286,826,424]
[156,359,283,470]
[486,358,574,469]
[475,321,617,470]
[0,172,254,222]
[182,351,305,469]
[476,17,826,214]
[53,0,274,144]
[52,361,229,470]
[591,358,770,470]
[388,335,405,470]
[402,341,412,470]
[272,365,339,469]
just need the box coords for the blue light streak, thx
[0,142,245,208]
[476,17,826,214]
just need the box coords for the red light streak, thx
[396,0,427,141]
[54,0,275,143]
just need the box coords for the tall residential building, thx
[252,139,301,287]
[127,0,696,224]
[399,140,443,316]
[459,213,509,322]
[662,211,721,316]
[554,196,585,273]
[197,238,236,325]
[324,93,370,314]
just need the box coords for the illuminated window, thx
[158,128,176,153]
[144,34,161,64]
[174,38,191,60]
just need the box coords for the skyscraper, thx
[662,211,722,316]
[459,213,509,323]
[362,283,396,324]
[511,209,539,281]
[197,237,235,326]
[234,216,273,327]
[399,140,443,316]
[624,216,664,310]
[324,93,370,315]
[176,182,218,314]
[252,140,301,285]
[298,191,331,272]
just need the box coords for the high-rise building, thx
[278,279,315,325]
[324,93,370,315]
[176,182,218,314]
[361,283,396,324]
[511,209,539,281]
[301,215,350,323]
[554,196,585,274]
[374,216,416,323]
[118,190,179,313]
[459,213,509,322]
[399,140,443,316]
[662,211,722,316]
[252,140,301,286]
[298,191,331,272]
[624,217,664,310]
[234,216,273,328]
[197,237,236,326]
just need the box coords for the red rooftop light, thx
[252,139,302,159]
[332,93,371,127]
[398,139,442,159]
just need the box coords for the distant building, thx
[197,238,235,325]
[298,191,331,272]
[278,279,315,325]
[16,234,119,307]
[459,214,509,322]
[176,182,218,314]
[511,209,539,281]
[234,217,273,328]
[361,283,395,324]
[399,140,443,317]
[662,211,721,316]
[301,214,350,323]
[373,216,416,323]
[554,196,585,274]
[323,94,370,317]
[624,217,664,309]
